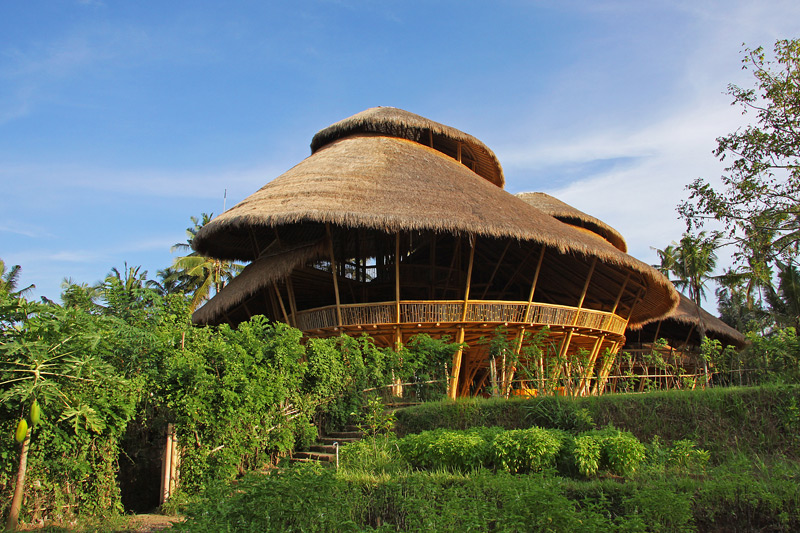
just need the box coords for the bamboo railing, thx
[293,300,627,336]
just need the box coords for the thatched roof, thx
[311,107,505,188]
[194,138,676,325]
[193,240,326,325]
[631,293,747,348]
[516,192,627,252]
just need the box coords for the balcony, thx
[293,300,627,336]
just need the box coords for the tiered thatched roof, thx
[193,108,678,327]
[516,192,627,252]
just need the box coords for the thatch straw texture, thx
[630,293,747,348]
[311,107,505,187]
[192,240,326,325]
[666,293,746,347]
[193,133,676,325]
[516,192,627,252]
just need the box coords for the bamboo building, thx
[192,107,679,397]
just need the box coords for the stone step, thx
[325,431,363,439]
[309,444,337,454]
[293,451,335,462]
[318,437,360,445]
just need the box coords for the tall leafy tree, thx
[679,38,800,269]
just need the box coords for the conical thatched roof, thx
[311,107,505,188]
[631,292,747,348]
[193,108,678,326]
[516,192,627,252]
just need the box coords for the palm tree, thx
[767,260,800,330]
[0,259,35,298]
[655,232,721,306]
[170,214,243,311]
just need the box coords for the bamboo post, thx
[523,247,546,322]
[502,328,525,397]
[480,240,511,299]
[449,327,466,399]
[273,284,290,325]
[395,233,401,323]
[160,424,175,505]
[286,277,299,328]
[460,236,476,322]
[326,224,343,327]
[578,335,605,396]
[393,329,403,397]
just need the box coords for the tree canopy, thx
[679,39,800,271]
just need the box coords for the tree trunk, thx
[5,427,31,532]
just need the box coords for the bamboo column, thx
[523,247,546,322]
[395,233,401,323]
[552,258,597,389]
[286,278,299,328]
[449,236,475,399]
[160,424,179,505]
[273,283,291,325]
[326,224,343,327]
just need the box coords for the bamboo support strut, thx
[461,236,476,322]
[449,327,466,399]
[326,224,343,327]
[524,247,546,322]
[395,233,401,323]
[160,423,179,505]
[273,283,290,325]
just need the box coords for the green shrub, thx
[573,434,603,477]
[490,427,564,474]
[398,428,496,472]
[570,427,646,478]
[668,439,711,474]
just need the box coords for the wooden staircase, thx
[291,426,364,465]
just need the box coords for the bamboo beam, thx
[286,277,299,328]
[266,287,278,322]
[449,327,466,399]
[460,236,476,322]
[481,240,512,299]
[610,273,631,316]
[395,233,401,323]
[430,234,437,300]
[574,258,597,318]
[505,327,525,397]
[500,246,538,296]
[578,335,605,396]
[273,283,290,325]
[524,246,546,322]
[326,224,343,327]
[594,341,621,395]
[652,320,663,343]
[442,237,461,298]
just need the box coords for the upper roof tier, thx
[516,192,627,252]
[311,107,505,188]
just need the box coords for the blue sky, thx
[2,0,799,305]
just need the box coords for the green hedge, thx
[394,385,800,458]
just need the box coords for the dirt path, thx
[121,514,183,532]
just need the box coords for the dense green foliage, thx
[0,278,424,524]
[395,385,800,458]
[176,429,800,532]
